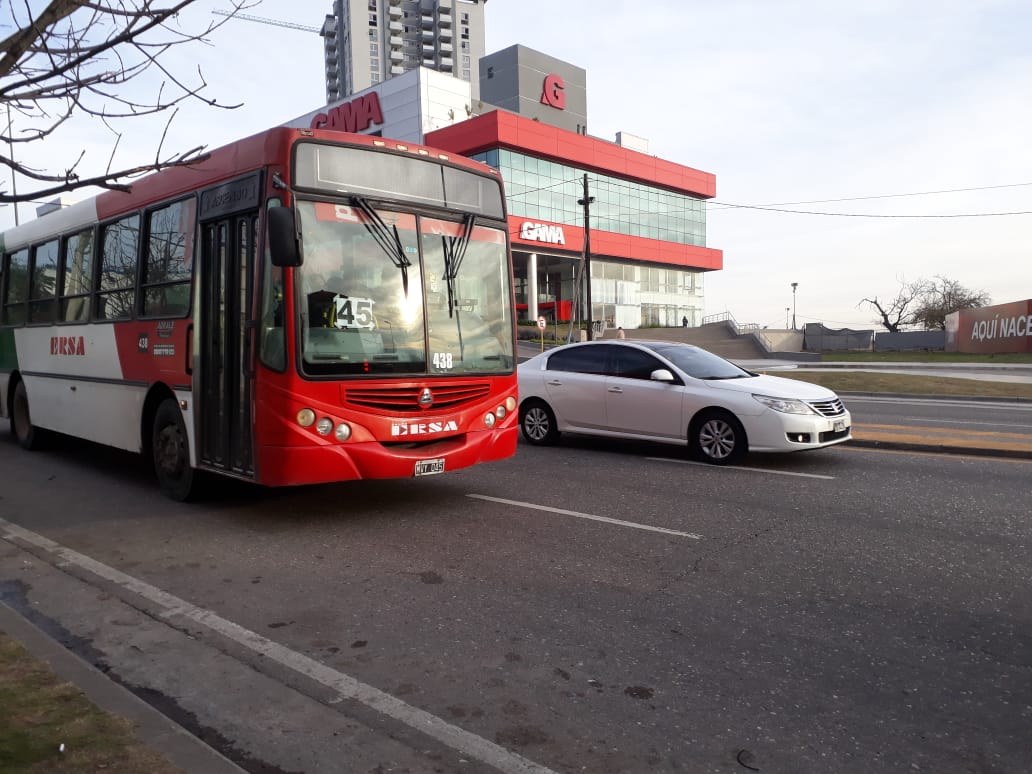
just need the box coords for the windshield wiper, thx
[352,197,412,296]
[442,213,475,320]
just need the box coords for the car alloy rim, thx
[524,408,549,440]
[699,419,735,459]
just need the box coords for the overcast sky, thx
[4,0,1030,329]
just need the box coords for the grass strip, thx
[0,633,182,774]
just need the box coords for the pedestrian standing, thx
[682,315,688,328]
[617,326,626,339]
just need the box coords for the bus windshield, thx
[296,200,513,376]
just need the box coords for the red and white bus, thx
[0,126,518,499]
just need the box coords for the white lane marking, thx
[467,495,702,539]
[0,518,557,774]
[646,457,836,480]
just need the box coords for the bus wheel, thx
[11,380,46,451]
[153,399,196,501]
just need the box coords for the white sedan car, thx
[518,340,851,464]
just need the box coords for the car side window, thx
[547,345,611,375]
[613,348,674,381]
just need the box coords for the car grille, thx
[808,397,846,417]
[343,383,491,413]
[819,428,851,443]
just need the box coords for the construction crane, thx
[212,9,321,34]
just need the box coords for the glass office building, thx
[429,110,722,330]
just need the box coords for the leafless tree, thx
[860,275,991,332]
[0,0,247,206]
[858,277,930,332]
[913,275,990,330]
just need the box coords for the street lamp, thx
[790,282,798,330]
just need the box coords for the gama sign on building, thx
[945,299,1032,353]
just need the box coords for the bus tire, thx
[152,399,196,501]
[11,380,47,451]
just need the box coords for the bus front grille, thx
[343,383,492,413]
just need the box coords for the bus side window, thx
[96,214,140,321]
[2,248,29,326]
[60,228,94,322]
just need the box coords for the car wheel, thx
[11,380,47,451]
[152,399,198,501]
[690,410,746,465]
[520,399,560,446]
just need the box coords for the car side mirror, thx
[650,368,675,382]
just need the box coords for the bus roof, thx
[1,126,500,253]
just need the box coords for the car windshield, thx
[296,200,513,376]
[645,343,754,380]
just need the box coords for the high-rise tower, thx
[322,0,487,103]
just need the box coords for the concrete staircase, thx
[600,322,769,359]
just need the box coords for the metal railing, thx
[700,311,772,354]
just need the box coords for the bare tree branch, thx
[860,275,990,332]
[858,277,930,332]
[1,0,249,206]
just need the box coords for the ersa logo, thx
[50,336,85,356]
[391,420,458,437]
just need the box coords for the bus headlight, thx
[505,396,517,413]
[316,417,334,436]
[297,409,316,427]
[495,405,507,419]
[335,423,352,442]
[484,412,496,428]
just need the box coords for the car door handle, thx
[547,379,563,386]
[607,387,623,393]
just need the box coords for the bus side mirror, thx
[268,207,301,267]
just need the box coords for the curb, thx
[0,601,246,774]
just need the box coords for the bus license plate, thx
[415,458,445,476]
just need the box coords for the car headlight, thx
[752,394,818,415]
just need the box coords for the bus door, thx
[196,174,262,478]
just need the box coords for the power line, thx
[710,202,1032,218]
[709,181,1032,209]
[505,171,1032,218]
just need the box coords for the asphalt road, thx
[846,394,1032,431]
[1,428,1030,774]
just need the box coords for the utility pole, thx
[578,174,595,340]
